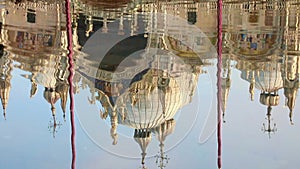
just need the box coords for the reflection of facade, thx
[224,3,281,58]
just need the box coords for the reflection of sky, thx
[0,68,71,169]
[1,61,300,169]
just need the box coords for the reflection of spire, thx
[221,55,231,123]
[56,82,69,121]
[134,129,152,166]
[110,110,118,145]
[0,48,12,120]
[282,55,299,125]
[284,87,297,125]
[262,106,277,139]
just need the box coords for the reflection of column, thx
[0,9,8,45]
[118,13,125,35]
[102,16,108,33]
[86,15,93,37]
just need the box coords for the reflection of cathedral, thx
[223,2,300,135]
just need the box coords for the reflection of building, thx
[0,0,69,135]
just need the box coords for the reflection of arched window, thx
[249,12,258,23]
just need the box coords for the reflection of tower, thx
[0,44,12,119]
[281,3,300,125]
[282,55,300,125]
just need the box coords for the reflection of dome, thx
[116,70,181,129]
[241,62,283,93]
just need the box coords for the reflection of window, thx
[187,11,197,25]
[196,37,203,45]
[265,10,273,26]
[27,9,36,23]
[249,13,258,23]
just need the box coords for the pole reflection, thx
[217,0,222,169]
[65,0,76,168]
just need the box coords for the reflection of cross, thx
[155,143,170,169]
[48,117,62,138]
[261,106,277,139]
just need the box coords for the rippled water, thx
[0,0,299,169]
